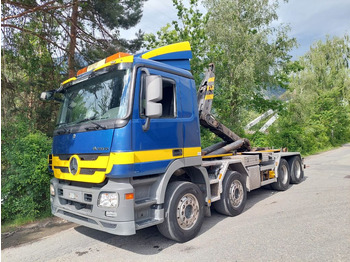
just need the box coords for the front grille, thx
[57,153,108,161]
[84,193,92,202]
[59,198,93,212]
[80,168,106,175]
[56,167,69,173]
[59,210,98,225]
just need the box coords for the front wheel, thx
[157,181,204,242]
[213,171,247,216]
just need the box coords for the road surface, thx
[2,144,350,261]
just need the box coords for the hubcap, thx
[229,180,244,208]
[177,193,200,230]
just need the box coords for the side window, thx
[140,74,177,118]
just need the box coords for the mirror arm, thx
[142,117,151,131]
[141,68,150,76]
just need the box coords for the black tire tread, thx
[271,158,290,191]
[157,181,204,242]
[289,156,304,184]
[213,171,247,217]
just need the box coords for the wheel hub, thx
[177,193,199,230]
[229,180,244,208]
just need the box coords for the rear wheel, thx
[213,171,247,216]
[157,181,204,242]
[289,156,304,184]
[271,158,290,191]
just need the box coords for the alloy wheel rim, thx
[177,193,200,230]
[229,180,244,208]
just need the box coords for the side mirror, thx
[145,75,163,118]
[40,90,55,101]
[143,75,163,131]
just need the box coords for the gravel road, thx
[2,144,350,261]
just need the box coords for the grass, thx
[1,211,52,233]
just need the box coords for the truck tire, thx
[157,181,204,242]
[213,171,247,216]
[271,158,290,191]
[289,156,304,184]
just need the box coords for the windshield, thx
[57,69,131,127]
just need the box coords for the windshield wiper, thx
[74,115,107,130]
[85,121,107,130]
[56,126,71,135]
[75,115,99,124]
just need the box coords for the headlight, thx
[98,192,119,208]
[50,184,55,196]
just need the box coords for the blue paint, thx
[53,44,202,178]
[53,129,115,154]
[106,160,172,178]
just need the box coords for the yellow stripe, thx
[52,147,202,183]
[205,94,214,100]
[208,77,215,82]
[202,153,233,159]
[183,147,202,157]
[93,55,134,72]
[53,169,106,183]
[61,77,76,85]
[52,155,109,183]
[257,149,281,152]
[141,41,191,59]
[206,85,214,91]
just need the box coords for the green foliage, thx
[1,0,147,225]
[256,35,350,155]
[2,19,63,136]
[144,0,209,83]
[204,0,296,131]
[1,118,53,223]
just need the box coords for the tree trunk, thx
[68,0,78,78]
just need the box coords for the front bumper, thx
[50,177,136,236]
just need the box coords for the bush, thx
[1,129,53,223]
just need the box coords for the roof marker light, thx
[77,67,87,76]
[106,52,130,63]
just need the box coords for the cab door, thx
[131,67,184,176]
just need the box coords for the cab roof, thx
[61,42,193,86]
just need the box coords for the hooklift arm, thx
[197,64,251,154]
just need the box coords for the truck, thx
[41,41,304,243]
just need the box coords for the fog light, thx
[50,184,55,196]
[98,192,119,208]
[105,211,118,217]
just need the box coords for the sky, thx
[120,0,350,59]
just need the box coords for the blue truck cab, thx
[47,42,207,240]
[44,42,304,242]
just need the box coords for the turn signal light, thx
[125,193,134,200]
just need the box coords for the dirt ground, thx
[1,217,74,250]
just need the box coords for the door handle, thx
[172,149,183,157]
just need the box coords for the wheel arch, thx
[154,158,211,205]
[228,162,250,191]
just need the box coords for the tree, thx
[2,0,147,77]
[1,0,147,223]
[144,0,209,83]
[204,0,296,134]
[267,35,350,154]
